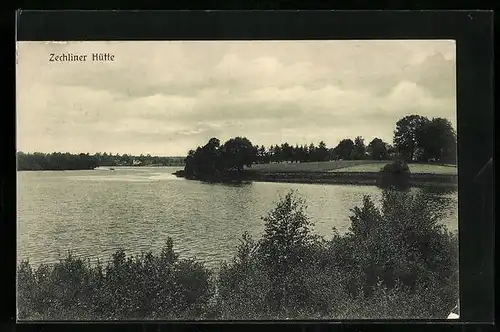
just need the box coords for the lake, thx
[17,166,458,269]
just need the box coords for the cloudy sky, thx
[16,40,456,156]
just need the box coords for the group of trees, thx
[183,136,396,177]
[329,115,456,164]
[184,137,258,177]
[18,115,456,172]
[254,137,394,163]
[181,114,456,178]
[17,152,184,171]
[17,152,99,171]
[17,189,458,320]
[255,141,330,164]
[394,115,457,163]
[332,136,395,161]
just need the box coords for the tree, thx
[273,145,282,163]
[367,138,390,160]
[16,151,99,170]
[352,136,366,160]
[418,118,457,163]
[291,144,299,163]
[184,150,196,175]
[297,145,307,163]
[221,137,258,172]
[307,143,316,161]
[281,143,292,163]
[393,115,430,162]
[347,189,458,299]
[334,139,355,160]
[257,145,267,164]
[258,191,317,315]
[316,141,329,162]
[328,148,336,161]
[202,137,222,173]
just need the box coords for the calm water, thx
[17,166,458,268]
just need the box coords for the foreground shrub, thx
[216,189,458,320]
[17,189,458,320]
[378,160,411,189]
[17,238,213,320]
[336,189,459,317]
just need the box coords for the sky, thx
[16,40,456,157]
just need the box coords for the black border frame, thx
[3,9,495,332]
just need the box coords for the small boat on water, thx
[109,168,115,171]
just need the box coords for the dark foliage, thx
[184,137,258,177]
[378,160,411,189]
[17,152,99,171]
[352,136,367,160]
[17,152,184,170]
[216,190,458,319]
[17,238,213,320]
[367,138,390,160]
[393,115,457,163]
[333,139,355,160]
[18,190,458,320]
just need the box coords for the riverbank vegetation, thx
[17,189,458,320]
[16,152,184,171]
[250,160,457,175]
[180,115,457,181]
[17,114,455,174]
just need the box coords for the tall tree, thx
[316,141,329,162]
[393,115,430,162]
[418,118,457,163]
[352,136,366,160]
[308,143,316,162]
[367,138,390,160]
[274,145,282,163]
[281,143,292,163]
[221,137,258,172]
[334,139,355,160]
[257,145,267,164]
[203,137,222,173]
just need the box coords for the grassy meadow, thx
[249,160,388,173]
[331,163,458,175]
[249,160,457,175]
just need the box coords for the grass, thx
[249,160,457,175]
[249,160,389,173]
[330,163,457,175]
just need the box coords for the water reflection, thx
[17,167,458,268]
[414,187,458,221]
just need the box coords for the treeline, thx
[182,115,456,178]
[17,152,185,171]
[182,136,394,178]
[254,136,394,164]
[185,137,394,175]
[17,189,458,320]
[394,115,456,164]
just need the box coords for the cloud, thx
[16,40,456,156]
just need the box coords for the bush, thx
[215,190,457,319]
[17,238,213,320]
[338,189,459,317]
[17,190,458,320]
[378,160,411,189]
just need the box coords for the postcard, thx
[16,40,459,321]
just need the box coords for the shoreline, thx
[17,165,184,171]
[173,170,458,188]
